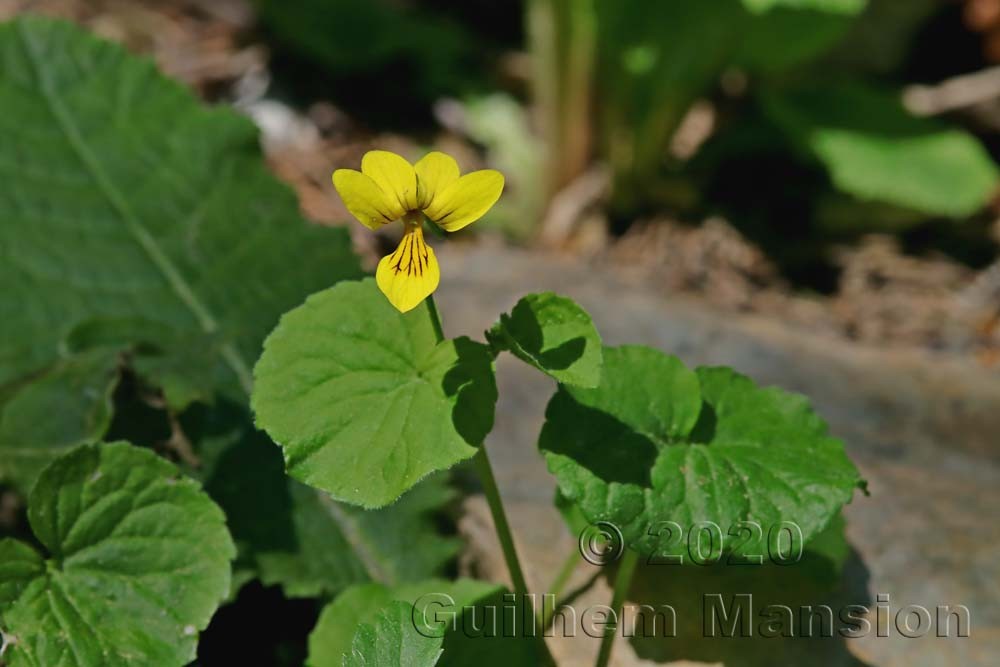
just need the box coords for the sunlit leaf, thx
[540,345,863,560]
[488,292,602,387]
[252,279,497,508]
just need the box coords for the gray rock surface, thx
[436,245,1000,667]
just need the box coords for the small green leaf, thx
[0,541,43,607]
[344,600,443,667]
[308,580,500,667]
[540,345,862,559]
[0,348,120,493]
[764,81,1000,217]
[189,402,463,598]
[488,292,602,387]
[554,487,589,536]
[252,279,497,508]
[309,584,404,667]
[0,442,235,667]
[308,580,541,667]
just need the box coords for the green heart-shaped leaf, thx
[343,600,443,667]
[487,292,602,387]
[252,279,497,508]
[0,442,235,667]
[540,345,862,560]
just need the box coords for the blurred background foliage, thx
[247,0,1000,289]
[255,0,522,125]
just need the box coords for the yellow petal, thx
[375,225,441,313]
[423,170,504,232]
[332,169,399,230]
[362,150,418,214]
[415,151,460,209]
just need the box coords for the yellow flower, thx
[332,150,504,313]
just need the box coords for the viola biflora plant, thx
[0,16,864,667]
[249,149,866,666]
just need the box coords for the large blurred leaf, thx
[595,0,744,184]
[733,4,865,73]
[256,0,478,113]
[823,0,940,75]
[764,81,999,217]
[741,0,865,13]
[258,0,463,71]
[0,442,235,667]
[252,279,497,508]
[189,401,463,599]
[0,17,361,426]
[593,0,868,211]
[539,346,862,559]
[61,317,221,411]
[0,348,120,492]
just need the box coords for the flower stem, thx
[594,549,639,667]
[473,447,558,667]
[472,447,531,598]
[425,294,555,666]
[425,294,446,343]
[426,296,530,598]
[540,547,581,629]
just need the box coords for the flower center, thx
[384,214,432,281]
[402,210,424,228]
